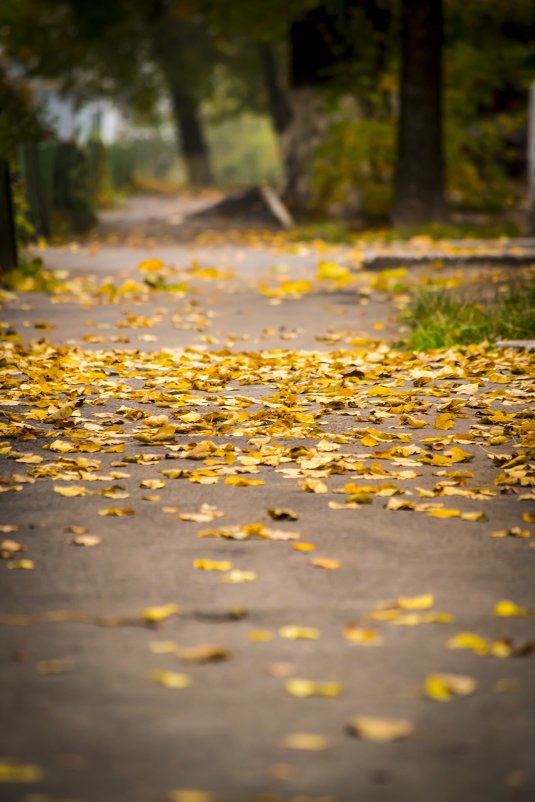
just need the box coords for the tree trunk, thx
[258,43,292,135]
[170,88,214,187]
[391,0,447,226]
[528,80,535,235]
[0,160,18,271]
[281,8,337,216]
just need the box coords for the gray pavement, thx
[0,198,534,802]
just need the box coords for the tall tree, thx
[391,0,446,225]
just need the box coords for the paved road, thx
[0,198,534,802]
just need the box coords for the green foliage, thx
[400,279,535,350]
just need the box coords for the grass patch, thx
[399,278,535,350]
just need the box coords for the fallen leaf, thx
[491,527,530,539]
[37,658,74,675]
[7,559,34,570]
[0,525,18,533]
[224,476,264,487]
[248,630,273,642]
[267,508,298,521]
[308,557,341,570]
[193,559,233,571]
[425,673,477,701]
[167,791,214,802]
[221,570,257,583]
[280,626,320,640]
[68,534,101,547]
[140,603,180,623]
[140,478,165,490]
[1,539,25,558]
[176,644,230,663]
[282,733,330,751]
[54,485,88,497]
[0,760,44,782]
[299,478,328,494]
[98,507,135,516]
[347,716,413,741]
[493,600,532,618]
[285,678,342,698]
[343,625,383,646]
[149,669,191,688]
[292,542,316,552]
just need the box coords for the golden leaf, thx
[176,644,230,663]
[397,594,434,610]
[280,626,320,640]
[149,669,191,689]
[68,534,101,547]
[224,476,264,487]
[282,733,330,751]
[347,716,413,741]
[221,570,257,583]
[491,527,530,539]
[140,603,180,623]
[292,542,316,552]
[425,673,477,701]
[343,625,382,646]
[37,658,74,675]
[140,478,165,490]
[7,559,34,570]
[167,791,214,802]
[0,760,44,782]
[248,630,273,642]
[285,678,342,698]
[427,508,460,519]
[299,478,328,494]
[267,508,298,521]
[193,559,233,571]
[98,507,135,516]
[493,600,532,618]
[1,539,25,558]
[309,556,341,570]
[0,525,18,533]
[434,413,455,430]
[53,484,88,497]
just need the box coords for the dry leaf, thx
[1,539,25,558]
[37,658,74,675]
[98,507,135,516]
[167,791,214,802]
[68,534,101,547]
[282,733,329,751]
[280,626,320,640]
[140,603,180,623]
[7,559,34,570]
[347,716,413,741]
[149,669,192,688]
[176,644,230,663]
[285,678,342,698]
[0,760,44,782]
[140,478,165,490]
[493,600,532,618]
[248,630,273,642]
[221,570,257,583]
[308,557,341,570]
[299,478,328,494]
[343,625,383,646]
[425,673,477,701]
[268,508,298,521]
[193,559,233,571]
[292,542,316,552]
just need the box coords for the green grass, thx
[399,279,535,350]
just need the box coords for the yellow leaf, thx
[7,559,34,570]
[308,556,341,570]
[343,625,383,646]
[0,760,44,782]
[68,534,101,547]
[37,658,74,675]
[0,525,18,533]
[427,508,460,519]
[299,478,328,494]
[1,538,25,558]
[282,733,330,751]
[400,414,427,429]
[493,600,532,618]
[492,527,530,539]
[193,559,233,571]
[522,512,535,523]
[167,791,213,802]
[285,678,342,698]
[176,644,230,663]
[397,594,434,610]
[447,632,491,655]
[48,439,76,453]
[138,258,165,273]
[461,511,487,522]
[316,260,351,282]
[347,716,413,741]
[267,508,298,521]
[434,413,455,430]
[140,478,165,490]
[53,485,88,497]
[385,498,415,511]
[224,476,264,486]
[248,629,273,642]
[149,669,191,689]
[140,603,180,623]
[221,570,257,583]
[392,612,453,626]
[425,673,477,701]
[149,640,178,653]
[98,507,135,516]
[292,542,316,552]
[280,626,320,640]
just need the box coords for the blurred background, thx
[1,0,534,246]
